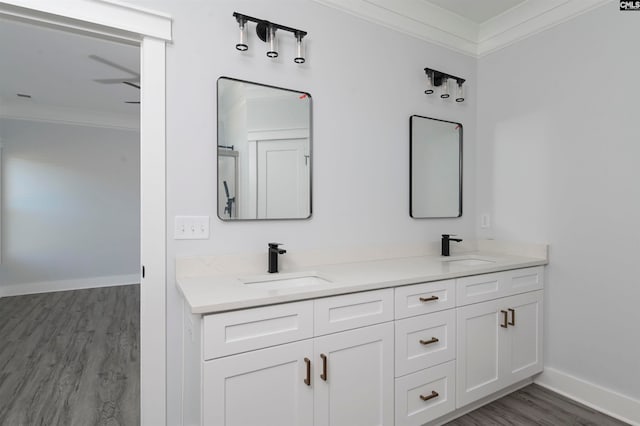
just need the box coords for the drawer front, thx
[203,300,313,360]
[395,360,456,426]
[504,266,544,296]
[314,289,394,336]
[395,280,455,319]
[395,309,456,377]
[456,271,505,306]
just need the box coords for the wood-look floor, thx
[0,285,139,426]
[446,383,629,426]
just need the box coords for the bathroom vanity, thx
[178,243,546,426]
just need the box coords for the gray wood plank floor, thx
[446,383,629,426]
[0,285,139,426]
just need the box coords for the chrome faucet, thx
[268,243,286,273]
[441,234,462,256]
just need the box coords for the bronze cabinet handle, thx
[500,310,508,328]
[419,337,439,345]
[320,353,327,381]
[508,308,515,326]
[304,357,311,386]
[420,391,439,401]
[419,296,439,302]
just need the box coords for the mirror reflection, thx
[410,115,462,218]
[217,77,312,220]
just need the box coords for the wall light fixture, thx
[233,12,308,64]
[424,68,465,103]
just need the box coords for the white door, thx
[257,138,309,219]
[314,323,394,426]
[502,290,544,385]
[203,340,314,426]
[456,298,504,407]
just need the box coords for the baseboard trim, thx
[535,367,640,426]
[1,274,140,297]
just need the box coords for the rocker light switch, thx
[174,216,210,240]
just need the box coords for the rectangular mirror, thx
[217,77,312,220]
[410,115,462,218]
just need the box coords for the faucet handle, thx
[442,234,456,238]
[268,242,283,248]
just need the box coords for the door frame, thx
[0,1,171,425]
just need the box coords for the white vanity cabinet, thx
[197,289,395,426]
[456,268,544,408]
[185,265,545,426]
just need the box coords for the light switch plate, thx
[174,216,210,239]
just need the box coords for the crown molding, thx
[312,0,612,57]
[0,0,172,42]
[0,96,139,130]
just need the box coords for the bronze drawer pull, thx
[500,310,508,328]
[320,353,327,381]
[304,357,311,386]
[419,337,439,345]
[419,296,439,302]
[508,308,515,326]
[420,391,439,401]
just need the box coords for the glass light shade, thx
[425,72,434,95]
[294,34,305,64]
[236,19,248,51]
[455,81,464,102]
[440,77,450,99]
[266,25,278,58]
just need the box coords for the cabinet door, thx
[203,340,314,426]
[502,290,543,386]
[456,298,505,407]
[314,322,394,426]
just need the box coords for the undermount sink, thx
[442,256,496,267]
[241,272,332,290]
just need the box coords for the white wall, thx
[477,1,640,407]
[0,119,140,294]
[125,0,477,423]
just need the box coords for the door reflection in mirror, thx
[410,115,462,218]
[217,77,312,220]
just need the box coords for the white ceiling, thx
[0,17,139,127]
[427,0,526,24]
[313,0,611,56]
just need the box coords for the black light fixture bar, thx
[424,68,465,86]
[233,12,307,41]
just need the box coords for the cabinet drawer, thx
[314,289,393,336]
[395,360,456,426]
[395,309,456,377]
[203,301,313,360]
[395,280,455,319]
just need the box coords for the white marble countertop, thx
[177,249,547,315]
